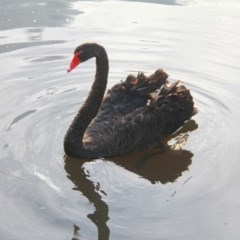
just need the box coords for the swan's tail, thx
[126,68,168,96]
[158,81,197,116]
[151,81,197,136]
[103,69,168,115]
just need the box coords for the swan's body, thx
[64,43,196,158]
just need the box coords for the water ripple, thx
[1,1,240,240]
[6,109,37,131]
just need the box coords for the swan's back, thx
[84,69,196,157]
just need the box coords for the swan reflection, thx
[65,120,198,240]
[65,157,110,240]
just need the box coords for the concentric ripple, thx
[1,1,240,240]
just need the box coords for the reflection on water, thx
[1,0,240,239]
[0,40,66,54]
[0,0,80,30]
[111,120,198,184]
[64,120,197,239]
[122,0,185,5]
[65,157,110,240]
[71,225,81,240]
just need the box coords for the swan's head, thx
[67,43,100,73]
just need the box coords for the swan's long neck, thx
[64,46,109,158]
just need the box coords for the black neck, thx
[64,45,109,157]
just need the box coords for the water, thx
[1,0,240,239]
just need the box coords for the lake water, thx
[1,0,240,239]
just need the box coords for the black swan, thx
[64,43,197,158]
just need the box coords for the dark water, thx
[1,0,240,239]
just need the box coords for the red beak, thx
[67,53,80,73]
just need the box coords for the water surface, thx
[0,0,240,239]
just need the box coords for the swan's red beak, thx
[67,53,81,73]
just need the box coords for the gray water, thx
[1,0,240,239]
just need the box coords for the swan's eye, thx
[73,50,83,57]
[78,50,83,55]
